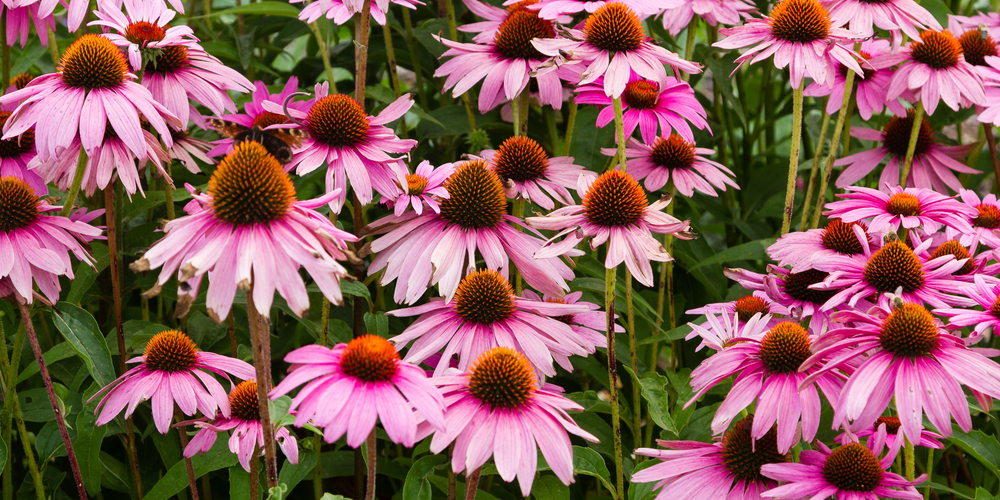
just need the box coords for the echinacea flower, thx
[832,112,980,192]
[387,269,603,377]
[576,74,710,144]
[714,0,864,88]
[207,77,315,158]
[657,0,755,36]
[384,160,453,216]
[294,0,422,25]
[91,0,196,71]
[950,11,1000,39]
[0,176,104,304]
[686,321,845,453]
[362,159,576,304]
[183,379,298,471]
[0,107,43,195]
[613,135,736,197]
[801,302,1000,440]
[269,335,446,447]
[823,0,939,46]
[972,54,1000,126]
[724,266,860,331]
[633,416,788,500]
[0,34,179,164]
[768,218,871,272]
[935,274,1000,345]
[89,330,256,434]
[945,190,1000,250]
[513,0,662,19]
[476,136,590,209]
[803,38,907,121]
[824,185,977,235]
[532,2,702,98]
[761,425,922,500]
[521,289,617,350]
[685,307,771,352]
[836,416,944,449]
[263,91,415,212]
[461,0,571,42]
[1,2,56,49]
[424,348,598,496]
[874,29,986,114]
[956,28,999,66]
[165,127,216,173]
[528,169,694,287]
[130,141,357,322]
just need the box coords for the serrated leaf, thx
[572,446,614,494]
[638,371,676,434]
[402,454,447,500]
[948,430,1000,482]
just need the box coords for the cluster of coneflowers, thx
[2,0,1000,497]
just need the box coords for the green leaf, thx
[532,474,569,500]
[665,369,696,434]
[66,242,109,305]
[319,495,348,500]
[51,302,115,388]
[920,0,951,26]
[363,312,389,338]
[927,482,974,499]
[976,487,1000,500]
[0,431,7,477]
[572,446,614,494]
[402,454,448,500]
[17,342,77,383]
[638,371,676,434]
[193,1,301,18]
[76,411,106,495]
[277,452,317,493]
[144,437,240,500]
[99,452,131,493]
[691,239,776,269]
[230,465,252,500]
[568,106,616,173]
[949,430,1000,483]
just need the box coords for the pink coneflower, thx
[724,265,859,331]
[462,0,571,42]
[576,74,710,144]
[685,307,771,352]
[384,160,453,216]
[89,330,256,434]
[207,77,315,159]
[875,29,986,114]
[528,169,694,287]
[836,416,944,449]
[522,289,618,350]
[0,34,179,163]
[70,0,186,32]
[824,185,977,235]
[657,0,755,36]
[476,136,590,209]
[269,335,446,447]
[972,55,1000,126]
[1,2,56,48]
[714,0,864,88]
[294,0,422,25]
[633,416,787,500]
[183,379,298,471]
[262,91,415,212]
[165,127,215,173]
[434,3,566,112]
[935,274,1000,345]
[823,0,939,47]
[803,38,907,121]
[0,107,42,195]
[949,11,1000,39]
[768,219,872,272]
[362,159,576,304]
[613,135,736,197]
[760,426,922,500]
[129,141,357,322]
[0,176,104,304]
[832,112,980,192]
[686,320,845,453]
[91,0,196,71]
[944,190,1000,250]
[802,302,1000,441]
[387,269,602,377]
[511,0,662,19]
[424,348,598,496]
[532,2,701,98]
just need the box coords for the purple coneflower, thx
[512,0,663,19]
[657,0,755,36]
[768,219,871,272]
[824,185,977,235]
[384,160,453,216]
[823,0,939,46]
[91,0,196,71]
[477,136,590,209]
[207,77,314,158]
[935,274,1000,345]
[943,190,1000,250]
[685,306,771,352]
[803,38,907,121]
[165,127,215,173]
[0,105,42,195]
[521,289,616,350]
[1,1,56,48]
[613,135,736,197]
[836,416,944,449]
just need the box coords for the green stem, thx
[401,9,428,110]
[612,96,627,171]
[46,25,58,66]
[625,270,640,454]
[682,18,697,81]
[604,266,624,500]
[562,101,578,157]
[165,164,175,220]
[383,22,405,138]
[924,448,934,499]
[1,12,9,90]
[799,98,830,231]
[61,148,89,216]
[442,0,476,131]
[4,320,43,500]
[512,198,525,294]
[905,438,916,482]
[513,91,528,137]
[899,100,925,187]
[984,125,1000,195]
[365,430,376,500]
[309,21,338,93]
[810,69,856,229]
[781,84,805,234]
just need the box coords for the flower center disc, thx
[340,335,400,382]
[782,269,837,305]
[143,330,199,373]
[650,134,696,170]
[722,415,789,482]
[125,21,166,45]
[491,136,549,182]
[733,295,770,322]
[208,141,296,226]
[494,9,555,60]
[879,302,939,357]
[758,322,812,373]
[59,34,129,90]
[10,73,32,90]
[863,241,925,294]
[229,379,261,421]
[0,176,38,233]
[252,111,288,129]
[971,204,1000,230]
[874,416,902,434]
[959,30,998,66]
[453,269,516,325]
[882,111,935,158]
[583,169,647,227]
[439,160,507,229]
[405,173,428,194]
[822,443,884,492]
[147,44,189,75]
[622,80,659,110]
[930,240,974,275]
[821,219,865,255]
[306,94,370,148]
[885,192,921,216]
[468,347,536,409]
[768,0,831,43]
[911,30,963,70]
[583,2,646,53]
[0,112,34,160]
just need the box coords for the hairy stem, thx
[985,125,1000,195]
[905,438,916,482]
[605,266,624,499]
[781,84,805,234]
[310,22,338,92]
[612,96,626,171]
[61,148,89,216]
[463,467,482,500]
[365,430,376,500]
[246,289,278,488]
[799,99,830,230]
[562,101,578,157]
[899,100,925,187]
[625,270,641,454]
[176,409,201,500]
[810,69,856,229]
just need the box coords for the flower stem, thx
[0,318,45,500]
[246,288,279,489]
[309,21,338,93]
[354,0,373,103]
[176,409,201,500]
[250,446,260,500]
[442,0,477,131]
[1,12,10,90]
[810,69,856,229]
[905,437,916,482]
[604,266,624,500]
[799,98,830,231]
[984,125,1000,195]
[463,467,482,500]
[624,269,641,454]
[45,25,58,66]
[562,101,577,157]
[17,301,88,500]
[682,18,697,82]
[781,83,805,234]
[512,197,525,294]
[924,448,934,499]
[61,148,89,216]
[401,9,428,109]
[383,22,406,138]
[899,100,925,187]
[365,430,376,500]
[612,96,627,171]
